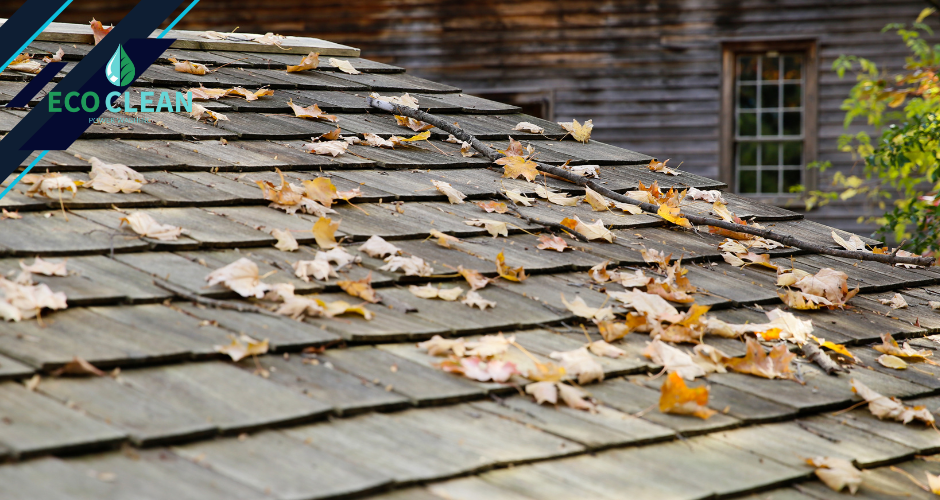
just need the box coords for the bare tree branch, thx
[368,97,935,267]
[153,279,283,318]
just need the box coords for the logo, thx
[105,45,135,86]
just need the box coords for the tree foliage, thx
[800,8,940,253]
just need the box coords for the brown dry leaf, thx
[21,172,77,198]
[417,335,466,357]
[430,230,461,248]
[304,141,349,157]
[465,219,508,238]
[496,155,539,182]
[253,33,286,46]
[722,252,746,267]
[89,18,112,45]
[312,217,341,249]
[318,299,374,320]
[560,217,613,242]
[431,180,466,204]
[168,57,208,75]
[215,334,269,362]
[286,52,319,72]
[362,133,396,148]
[513,121,544,133]
[0,275,68,322]
[20,257,67,277]
[646,282,695,304]
[1,208,22,220]
[852,378,934,424]
[271,229,299,252]
[288,100,338,122]
[329,58,360,74]
[439,357,518,382]
[371,92,419,109]
[583,186,610,211]
[537,234,568,252]
[462,290,496,310]
[793,268,856,305]
[504,189,533,206]
[231,86,274,100]
[189,103,229,122]
[640,247,672,269]
[657,204,692,229]
[358,235,400,258]
[550,347,604,384]
[380,255,434,277]
[686,187,725,203]
[806,457,863,494]
[561,294,615,321]
[879,293,908,309]
[608,289,678,320]
[557,383,596,412]
[292,259,335,282]
[205,258,271,298]
[458,267,491,290]
[877,354,908,370]
[647,158,679,176]
[83,157,146,193]
[337,275,380,303]
[589,261,612,283]
[534,185,579,206]
[8,53,41,73]
[52,357,106,377]
[257,169,303,207]
[597,320,631,342]
[318,128,342,141]
[525,381,559,404]
[120,212,183,241]
[495,251,526,281]
[643,340,707,379]
[831,231,868,252]
[409,283,463,301]
[42,47,65,63]
[659,371,715,419]
[477,201,508,213]
[726,338,796,380]
[302,177,338,208]
[558,119,593,143]
[588,340,626,358]
[778,289,832,310]
[873,333,931,361]
[740,252,777,270]
[394,115,434,132]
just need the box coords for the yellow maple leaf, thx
[583,186,610,211]
[302,177,338,208]
[726,338,797,380]
[394,115,433,132]
[495,155,539,182]
[286,52,319,72]
[558,119,593,143]
[658,204,692,229]
[659,371,716,419]
[495,251,526,281]
[395,130,432,142]
[312,217,340,249]
[337,274,379,303]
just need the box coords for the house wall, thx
[1,0,934,238]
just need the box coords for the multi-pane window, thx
[734,53,804,195]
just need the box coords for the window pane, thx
[738,56,757,81]
[739,112,757,136]
[783,54,802,79]
[761,55,780,81]
[760,112,779,136]
[783,169,802,192]
[783,111,801,135]
[738,142,758,166]
[782,141,802,165]
[783,84,802,108]
[739,169,757,193]
[760,83,779,109]
[738,84,757,109]
[760,170,780,193]
[761,142,779,166]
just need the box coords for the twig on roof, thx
[495,192,590,243]
[367,97,935,268]
[153,278,284,318]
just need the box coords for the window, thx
[720,41,818,198]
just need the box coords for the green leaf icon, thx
[105,44,135,87]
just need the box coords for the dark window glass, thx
[761,112,779,136]
[738,142,758,166]
[761,142,779,166]
[739,56,757,80]
[739,170,757,193]
[783,111,801,135]
[739,112,757,136]
[738,85,757,109]
[760,170,780,193]
[783,84,802,108]
[761,55,780,80]
[760,83,779,109]
[783,54,802,79]
[783,169,802,192]
[782,141,802,165]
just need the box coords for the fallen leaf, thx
[458,267,490,290]
[608,289,678,320]
[560,217,613,242]
[657,204,692,229]
[189,103,229,122]
[358,235,401,258]
[302,140,348,156]
[686,187,725,203]
[253,33,286,47]
[558,119,593,143]
[286,52,319,72]
[8,52,41,74]
[640,247,671,269]
[319,299,374,320]
[513,121,544,133]
[380,255,433,276]
[644,340,707,379]
[589,261,612,283]
[305,217,342,250]
[462,290,497,310]
[557,382,596,411]
[465,219,508,237]
[612,202,644,214]
[647,158,679,175]
[588,340,625,358]
[215,334,269,362]
[477,201,508,213]
[362,133,397,148]
[852,378,934,424]
[496,155,540,182]
[1,208,22,220]
[337,275,380,303]
[877,354,908,370]
[42,47,65,63]
[583,186,610,211]
[418,335,466,357]
[430,230,461,248]
[537,235,568,252]
[879,293,908,309]
[726,338,796,380]
[51,357,106,377]
[83,157,145,193]
[302,178,338,208]
[21,172,77,198]
[431,180,466,204]
[168,57,208,75]
[550,347,604,384]
[792,268,856,305]
[271,229,298,252]
[504,189,534,206]
[89,18,112,45]
[873,333,931,361]
[618,269,652,288]
[394,115,434,132]
[409,283,464,301]
[722,252,746,267]
[466,333,514,358]
[495,251,526,281]
[831,231,868,252]
[535,185,579,206]
[371,92,419,109]
[561,294,615,321]
[329,58,360,74]
[20,257,67,277]
[930,301,940,310]
[120,212,183,241]
[289,100,338,122]
[526,381,558,404]
[292,259,336,282]
[205,258,271,298]
[806,457,863,494]
[659,371,715,419]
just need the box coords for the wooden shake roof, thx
[1,21,940,500]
